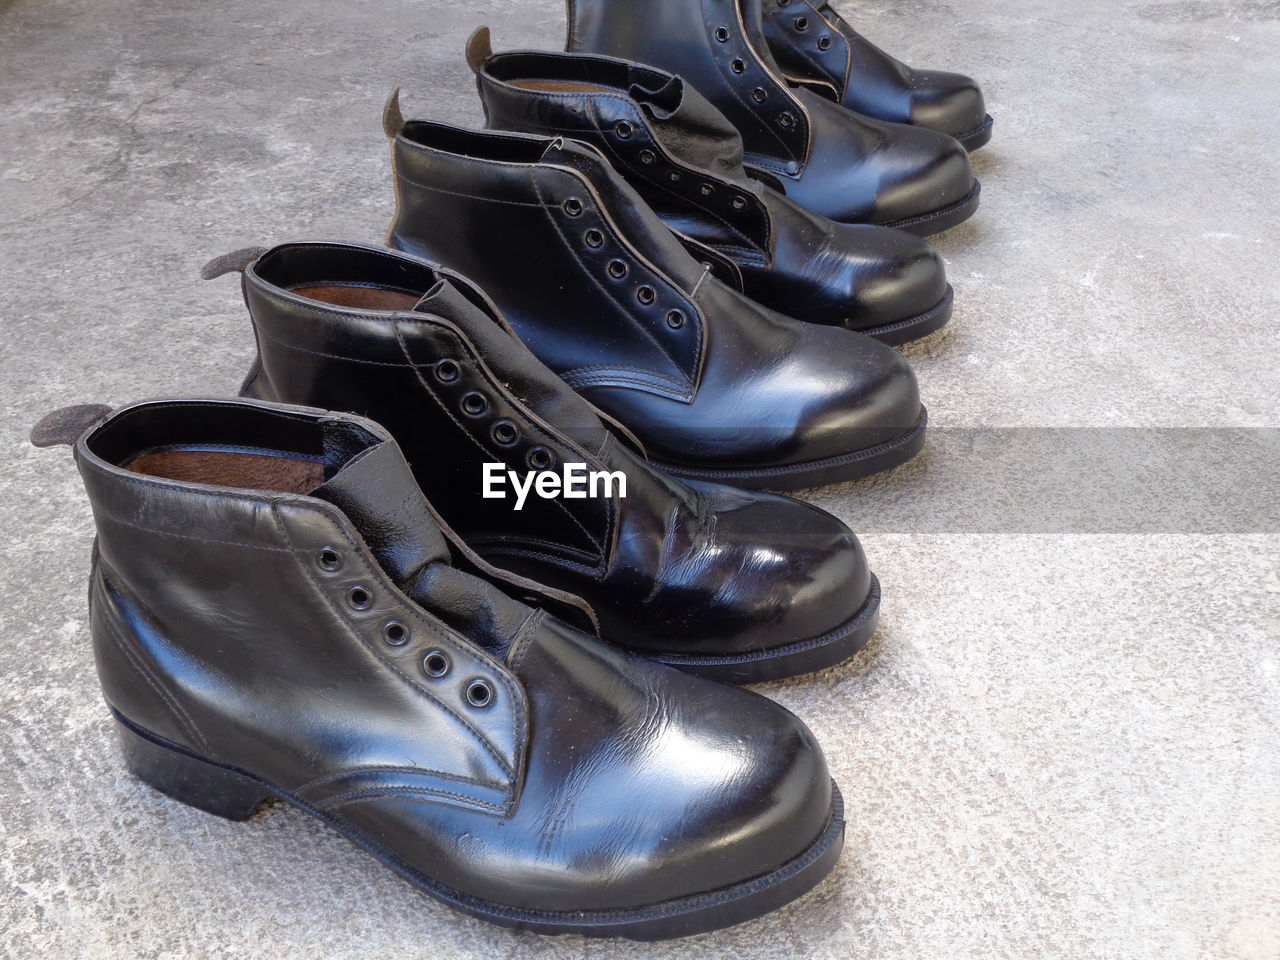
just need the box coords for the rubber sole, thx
[113,711,846,940]
[882,180,982,237]
[650,574,880,684]
[859,284,953,345]
[955,114,995,152]
[652,405,927,492]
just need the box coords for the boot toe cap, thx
[908,70,988,140]
[872,127,976,227]
[835,227,950,330]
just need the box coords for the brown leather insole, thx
[290,283,422,311]
[127,451,324,494]
[511,78,615,94]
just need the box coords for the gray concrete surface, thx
[2,0,1278,957]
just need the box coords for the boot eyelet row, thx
[422,649,451,678]
[435,359,460,383]
[461,392,489,417]
[383,620,409,646]
[465,678,495,709]
[347,585,373,611]
[317,547,343,571]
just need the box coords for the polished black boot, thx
[212,240,881,682]
[32,398,844,939]
[470,32,952,344]
[760,0,993,151]
[565,0,979,234]
[384,112,927,489]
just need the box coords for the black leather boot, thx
[470,32,952,344]
[384,113,927,489]
[32,398,844,939]
[565,0,979,234]
[215,240,881,682]
[760,0,993,151]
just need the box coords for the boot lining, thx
[127,450,325,494]
[510,78,615,95]
[288,282,422,312]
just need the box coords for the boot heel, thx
[116,719,270,821]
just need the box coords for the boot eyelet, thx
[794,15,809,30]
[713,26,730,42]
[779,111,796,128]
[731,196,747,211]
[700,183,714,197]
[637,285,656,305]
[422,650,451,679]
[461,392,489,417]
[434,359,460,383]
[607,259,629,279]
[668,171,682,183]
[666,309,687,329]
[347,585,373,611]
[752,87,768,103]
[317,548,343,572]
[383,621,409,646]
[491,421,519,446]
[614,120,633,139]
[639,149,657,164]
[731,58,746,74]
[465,678,495,708]
[563,197,583,217]
[527,447,553,470]
[817,35,832,50]
[778,0,792,6]
[584,228,604,248]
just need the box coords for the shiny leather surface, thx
[565,0,977,226]
[385,120,924,475]
[238,242,874,659]
[760,0,990,143]
[76,398,836,914]
[475,47,949,333]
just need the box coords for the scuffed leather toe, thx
[908,69,988,141]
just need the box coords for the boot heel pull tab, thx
[30,404,113,448]
[200,247,267,280]
[465,26,492,75]
[383,87,405,139]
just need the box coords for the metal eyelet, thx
[563,197,583,217]
[639,149,657,164]
[752,87,767,103]
[465,678,495,708]
[669,171,682,183]
[779,111,796,128]
[731,196,747,211]
[731,58,746,74]
[817,35,832,50]
[491,421,518,446]
[383,621,409,646]
[614,120,633,139]
[637,285,656,305]
[347,585,373,611]
[434,359,460,383]
[317,548,342,572]
[778,0,792,6]
[607,259,629,279]
[666,309,687,329]
[422,649,451,678]
[461,392,488,417]
[585,228,604,248]
[527,446,553,470]
[700,183,714,197]
[713,26,730,42]
[794,15,809,30]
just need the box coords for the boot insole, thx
[127,450,324,494]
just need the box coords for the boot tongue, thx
[628,74,753,183]
[309,440,451,585]
[411,275,484,321]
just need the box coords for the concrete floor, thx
[2,0,1278,957]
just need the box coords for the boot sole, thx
[652,405,927,492]
[649,574,880,684]
[112,710,846,940]
[956,114,995,152]
[882,180,982,237]
[859,285,953,346]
